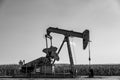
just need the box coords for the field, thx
[1,64,120,80]
[0,76,120,80]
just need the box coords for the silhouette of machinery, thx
[20,27,89,77]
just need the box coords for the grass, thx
[1,64,120,76]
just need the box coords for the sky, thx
[0,0,120,65]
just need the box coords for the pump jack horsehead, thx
[43,27,89,77]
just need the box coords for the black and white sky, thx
[0,0,120,64]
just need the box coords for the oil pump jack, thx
[44,27,89,75]
[19,27,89,78]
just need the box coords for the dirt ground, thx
[0,76,120,80]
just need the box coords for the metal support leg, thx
[66,37,75,77]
